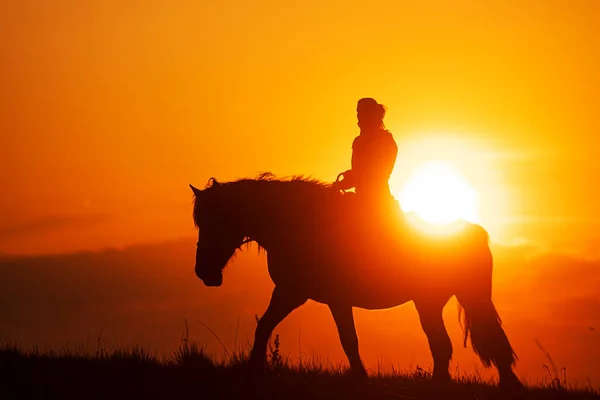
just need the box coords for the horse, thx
[190,174,521,388]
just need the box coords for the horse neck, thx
[232,181,291,249]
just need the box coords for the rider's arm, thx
[332,136,361,191]
[339,136,363,190]
[335,169,355,190]
[381,134,398,178]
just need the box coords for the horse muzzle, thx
[195,246,228,287]
[201,275,223,287]
[196,268,223,287]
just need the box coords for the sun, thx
[398,161,480,225]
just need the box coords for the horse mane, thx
[192,172,334,228]
[220,172,331,189]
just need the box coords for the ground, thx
[1,343,598,400]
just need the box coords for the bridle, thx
[196,237,255,249]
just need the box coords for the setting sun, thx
[399,161,479,225]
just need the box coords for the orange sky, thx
[2,0,600,255]
[2,2,600,387]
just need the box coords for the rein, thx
[196,237,255,249]
[335,172,347,194]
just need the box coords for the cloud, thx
[0,214,110,240]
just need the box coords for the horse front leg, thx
[328,304,368,378]
[414,299,453,381]
[248,285,307,370]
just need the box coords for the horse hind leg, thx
[414,300,453,381]
[248,286,307,370]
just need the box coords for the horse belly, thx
[267,241,420,310]
[306,276,413,309]
[351,286,414,310]
[305,255,416,310]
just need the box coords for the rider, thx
[333,98,398,204]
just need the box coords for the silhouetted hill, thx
[1,239,599,387]
[2,344,598,400]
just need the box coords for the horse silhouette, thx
[190,174,521,388]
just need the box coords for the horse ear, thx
[190,184,202,196]
[208,177,220,187]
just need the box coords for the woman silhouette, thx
[333,98,398,202]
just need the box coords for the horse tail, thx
[455,225,517,368]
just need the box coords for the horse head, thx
[190,180,247,287]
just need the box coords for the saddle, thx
[336,191,405,239]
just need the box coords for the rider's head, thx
[357,98,386,132]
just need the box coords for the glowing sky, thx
[2,2,600,388]
[1,1,599,255]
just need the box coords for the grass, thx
[1,326,598,399]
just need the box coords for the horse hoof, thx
[350,367,369,382]
[500,375,526,395]
[431,371,452,382]
[245,358,267,378]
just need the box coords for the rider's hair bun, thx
[358,98,386,122]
